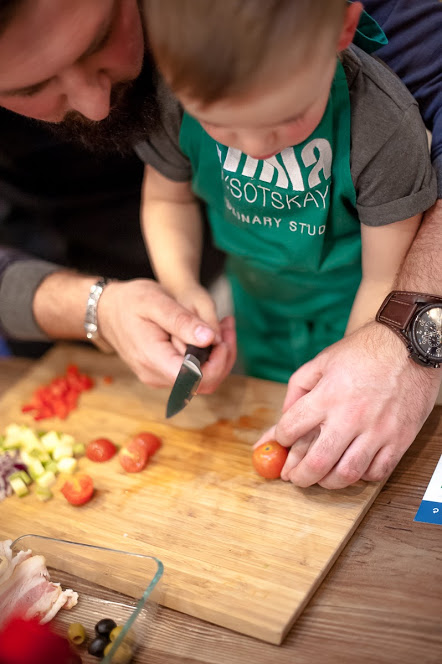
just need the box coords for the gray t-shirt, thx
[135,46,437,226]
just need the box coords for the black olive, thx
[88,636,109,658]
[95,618,117,637]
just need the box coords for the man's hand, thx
[255,322,441,489]
[98,279,236,392]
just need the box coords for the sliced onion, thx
[0,451,28,502]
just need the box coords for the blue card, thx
[414,454,442,525]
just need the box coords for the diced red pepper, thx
[21,364,94,422]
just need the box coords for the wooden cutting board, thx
[0,344,385,644]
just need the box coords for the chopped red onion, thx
[0,451,27,501]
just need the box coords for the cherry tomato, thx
[61,473,94,506]
[0,617,77,664]
[252,441,288,479]
[131,432,162,457]
[86,438,117,462]
[119,439,149,473]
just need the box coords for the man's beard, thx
[45,56,160,155]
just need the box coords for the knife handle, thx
[185,344,213,365]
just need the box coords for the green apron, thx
[179,12,386,382]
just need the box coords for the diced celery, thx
[4,424,39,450]
[35,487,53,502]
[3,438,21,450]
[52,443,74,461]
[27,458,45,480]
[20,450,30,465]
[36,470,57,488]
[73,442,85,457]
[57,457,77,474]
[20,429,41,449]
[10,476,29,497]
[4,423,24,443]
[43,460,59,475]
[18,470,32,485]
[28,447,51,463]
[40,430,61,453]
[59,433,75,447]
[8,471,31,486]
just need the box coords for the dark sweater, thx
[364,0,442,195]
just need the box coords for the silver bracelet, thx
[84,277,115,353]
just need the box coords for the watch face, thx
[411,305,442,363]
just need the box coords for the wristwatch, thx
[376,291,442,368]
[84,278,114,353]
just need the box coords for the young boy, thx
[136,0,437,383]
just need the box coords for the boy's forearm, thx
[345,279,393,336]
[346,213,423,335]
[142,199,203,296]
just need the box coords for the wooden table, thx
[1,357,441,664]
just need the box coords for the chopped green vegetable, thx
[8,470,32,486]
[36,470,57,488]
[9,476,29,497]
[40,430,61,453]
[73,442,86,457]
[2,438,21,450]
[57,457,77,474]
[1,424,86,503]
[27,458,45,480]
[52,443,74,461]
[28,447,51,463]
[59,433,75,446]
[35,487,53,502]
[43,460,59,474]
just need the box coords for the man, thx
[0,0,440,488]
[0,0,235,389]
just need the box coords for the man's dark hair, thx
[0,0,23,36]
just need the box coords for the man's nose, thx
[60,66,112,121]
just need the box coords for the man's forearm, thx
[395,200,442,292]
[33,271,100,340]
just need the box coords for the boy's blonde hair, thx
[144,0,347,104]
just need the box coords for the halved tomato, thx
[252,441,288,479]
[119,439,149,473]
[86,438,117,462]
[131,432,162,457]
[61,473,94,506]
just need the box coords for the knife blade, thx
[166,344,213,418]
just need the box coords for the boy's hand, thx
[168,284,237,393]
[255,322,441,489]
[173,283,220,349]
[197,315,237,394]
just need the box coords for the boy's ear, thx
[337,1,364,52]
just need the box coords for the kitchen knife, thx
[166,344,213,418]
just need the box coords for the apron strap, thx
[353,7,388,54]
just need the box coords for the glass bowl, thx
[11,534,164,664]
